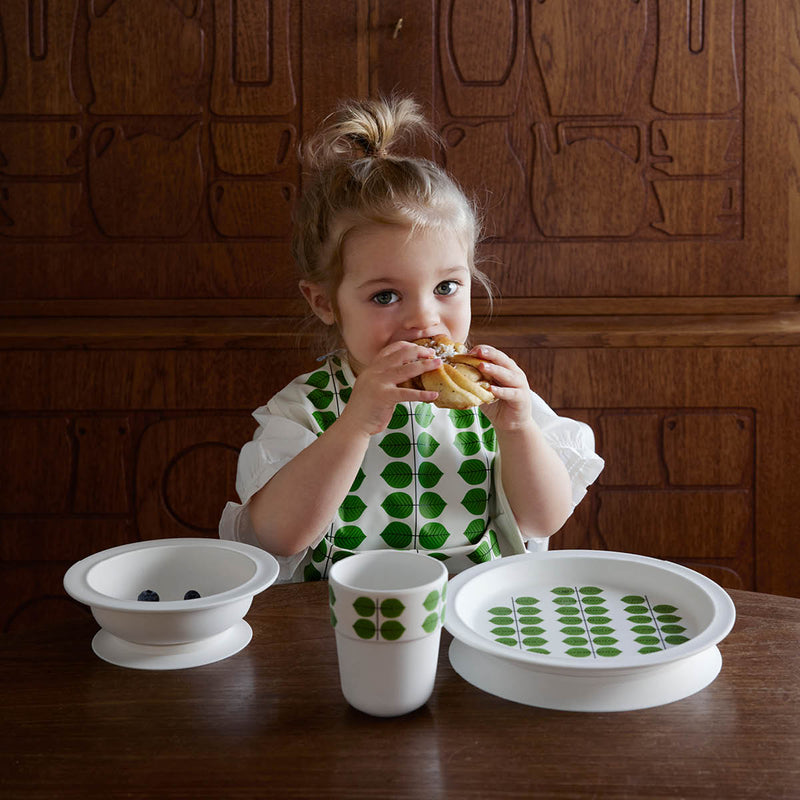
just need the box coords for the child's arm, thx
[471,345,574,539]
[248,343,441,556]
[247,413,371,556]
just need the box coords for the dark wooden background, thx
[2,0,799,631]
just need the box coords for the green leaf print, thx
[596,647,623,658]
[380,620,405,641]
[353,597,376,616]
[334,526,366,550]
[579,586,603,595]
[566,648,592,658]
[306,370,330,389]
[661,624,687,634]
[454,431,481,456]
[423,590,440,611]
[308,389,334,409]
[449,408,475,429]
[652,604,678,614]
[311,539,327,563]
[461,488,488,515]
[303,563,322,581]
[380,522,413,548]
[488,607,512,615]
[552,587,575,595]
[422,613,439,633]
[335,369,347,385]
[387,405,409,429]
[349,469,366,493]
[339,387,352,403]
[312,411,336,431]
[463,518,486,544]
[419,491,446,519]
[418,461,443,488]
[457,459,488,486]
[414,403,435,428]
[419,522,450,550]
[379,432,411,458]
[489,530,501,556]
[338,495,367,522]
[621,595,645,604]
[467,540,492,564]
[380,598,405,618]
[380,462,413,489]
[353,619,376,639]
[482,428,497,452]
[416,432,440,458]
[665,634,690,645]
[381,492,414,519]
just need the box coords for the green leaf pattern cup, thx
[328,550,448,716]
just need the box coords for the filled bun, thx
[404,335,496,409]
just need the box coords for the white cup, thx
[328,550,448,717]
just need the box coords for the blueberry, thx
[183,590,201,600]
[137,589,160,602]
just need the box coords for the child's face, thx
[308,224,472,374]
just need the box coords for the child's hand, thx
[338,342,441,437]
[469,345,533,432]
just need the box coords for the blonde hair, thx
[292,95,492,309]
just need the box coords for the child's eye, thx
[434,280,459,296]
[371,290,399,305]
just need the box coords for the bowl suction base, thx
[92,619,253,670]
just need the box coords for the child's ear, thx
[299,280,336,325]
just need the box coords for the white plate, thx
[92,619,252,670]
[444,551,735,710]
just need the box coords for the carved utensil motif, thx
[211,0,296,115]
[653,0,740,114]
[0,0,81,113]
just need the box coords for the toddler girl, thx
[219,96,603,581]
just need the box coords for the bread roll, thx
[404,335,496,409]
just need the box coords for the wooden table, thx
[2,584,799,799]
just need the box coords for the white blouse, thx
[219,354,604,582]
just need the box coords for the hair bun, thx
[304,95,434,168]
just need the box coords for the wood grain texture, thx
[2,0,800,632]
[0,583,798,800]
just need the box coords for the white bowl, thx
[64,538,279,669]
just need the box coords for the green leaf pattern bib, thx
[297,356,503,581]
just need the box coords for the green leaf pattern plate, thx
[446,551,736,673]
[445,551,736,711]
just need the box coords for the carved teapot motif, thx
[531,122,647,237]
[88,122,204,237]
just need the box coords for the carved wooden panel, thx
[0,0,305,296]
[375,0,798,297]
[2,1,800,635]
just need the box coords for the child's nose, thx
[405,297,438,329]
